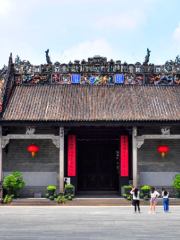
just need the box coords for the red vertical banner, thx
[120,135,129,177]
[68,135,76,176]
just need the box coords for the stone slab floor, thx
[0,206,180,239]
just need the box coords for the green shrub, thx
[123,186,132,190]
[47,186,56,190]
[65,184,74,189]
[49,195,54,200]
[123,194,127,197]
[175,193,179,197]
[141,186,151,191]
[127,195,132,200]
[16,194,20,198]
[140,193,144,197]
[144,195,149,199]
[65,195,68,198]
[8,196,12,202]
[3,171,25,193]
[173,173,180,192]
[68,196,72,199]
[54,193,57,198]
[46,193,49,197]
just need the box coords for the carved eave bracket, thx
[2,139,9,148]
[137,137,144,148]
[52,138,60,148]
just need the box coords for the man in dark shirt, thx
[64,178,67,188]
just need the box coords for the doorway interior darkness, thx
[77,137,119,191]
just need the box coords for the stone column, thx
[132,127,138,188]
[59,127,64,193]
[0,127,2,201]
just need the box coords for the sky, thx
[1,0,180,67]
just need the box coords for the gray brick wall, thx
[138,139,180,172]
[2,139,59,172]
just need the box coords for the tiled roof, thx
[3,85,180,121]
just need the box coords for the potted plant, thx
[61,196,66,204]
[175,193,179,199]
[141,186,151,195]
[54,193,57,198]
[123,186,132,194]
[47,186,56,195]
[64,194,68,198]
[71,194,74,199]
[65,184,74,194]
[173,173,180,196]
[3,171,25,195]
[123,194,127,199]
[49,195,54,201]
[140,193,144,199]
[11,194,15,199]
[7,196,12,204]
[3,195,9,204]
[45,193,49,199]
[16,194,20,198]
[144,195,149,201]
[56,196,61,204]
[127,195,132,201]
[68,196,72,201]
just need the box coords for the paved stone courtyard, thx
[0,206,180,239]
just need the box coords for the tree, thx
[3,171,25,194]
[173,173,180,193]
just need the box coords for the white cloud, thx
[0,0,11,15]
[173,22,180,50]
[91,9,146,30]
[60,39,114,63]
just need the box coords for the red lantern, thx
[27,144,39,157]
[157,144,169,158]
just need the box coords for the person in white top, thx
[148,187,160,214]
[162,189,169,213]
[130,188,140,213]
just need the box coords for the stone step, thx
[5,198,180,206]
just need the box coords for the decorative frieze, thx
[137,134,180,148]
[10,50,180,86]
[2,134,60,148]
[161,127,170,135]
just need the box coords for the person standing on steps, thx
[130,188,140,213]
[148,187,160,214]
[162,188,169,213]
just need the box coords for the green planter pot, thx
[65,189,73,194]
[125,189,131,194]
[175,196,179,199]
[142,190,150,195]
[48,190,55,195]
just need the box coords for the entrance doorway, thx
[77,138,119,191]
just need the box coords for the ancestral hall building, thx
[0,51,180,199]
